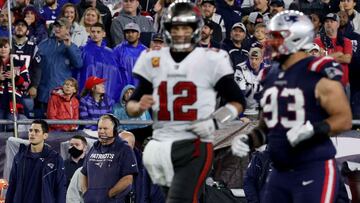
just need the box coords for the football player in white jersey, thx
[126,1,246,202]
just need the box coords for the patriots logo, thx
[325,67,343,79]
[284,15,298,23]
[47,163,54,169]
[95,162,104,168]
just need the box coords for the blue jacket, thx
[6,144,66,203]
[78,40,124,101]
[243,149,271,203]
[37,37,83,103]
[113,85,151,130]
[113,41,147,86]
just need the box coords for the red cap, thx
[84,76,106,90]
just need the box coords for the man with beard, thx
[200,0,225,43]
[198,19,221,48]
[113,22,147,87]
[40,0,62,27]
[314,13,352,87]
[12,18,41,119]
[0,10,13,38]
[64,135,88,187]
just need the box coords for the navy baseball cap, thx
[152,33,164,42]
[269,0,285,7]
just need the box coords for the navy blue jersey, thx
[260,56,343,169]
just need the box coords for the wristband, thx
[313,121,330,137]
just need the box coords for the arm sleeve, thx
[65,44,83,68]
[243,154,262,203]
[46,95,57,119]
[5,158,18,203]
[110,19,124,46]
[129,75,153,102]
[119,145,139,177]
[29,45,42,88]
[55,156,67,203]
[79,98,90,120]
[343,38,353,55]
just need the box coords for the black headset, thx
[98,114,120,137]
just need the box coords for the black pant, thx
[166,138,213,203]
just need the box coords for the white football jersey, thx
[133,47,234,142]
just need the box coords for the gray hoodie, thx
[110,11,155,46]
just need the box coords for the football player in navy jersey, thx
[126,1,246,202]
[232,10,352,202]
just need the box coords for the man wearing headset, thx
[80,114,138,203]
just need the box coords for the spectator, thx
[23,6,48,44]
[113,85,151,131]
[64,135,88,187]
[254,0,270,16]
[309,12,323,38]
[12,0,32,21]
[243,147,272,203]
[314,13,352,87]
[289,0,332,16]
[80,114,138,203]
[77,0,112,43]
[78,22,123,102]
[149,33,165,50]
[305,43,321,57]
[40,0,62,27]
[36,17,82,118]
[269,0,285,17]
[198,19,221,48]
[246,12,266,35]
[47,77,79,131]
[79,7,103,34]
[222,22,249,67]
[79,76,114,131]
[66,167,84,203]
[0,10,13,38]
[6,119,67,203]
[113,22,147,86]
[342,0,360,34]
[120,131,165,203]
[214,0,242,40]
[200,0,225,43]
[110,0,155,47]
[0,38,30,131]
[338,10,360,118]
[12,18,41,119]
[60,3,89,47]
[252,23,267,46]
[234,47,264,120]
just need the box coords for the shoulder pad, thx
[308,56,343,80]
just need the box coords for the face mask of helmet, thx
[68,146,84,158]
[162,1,204,52]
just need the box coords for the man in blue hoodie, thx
[6,119,66,203]
[113,23,147,87]
[79,22,123,101]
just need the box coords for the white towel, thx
[143,139,174,187]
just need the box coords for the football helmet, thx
[266,10,314,55]
[162,0,204,51]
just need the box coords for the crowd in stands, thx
[1,0,360,202]
[0,0,357,133]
